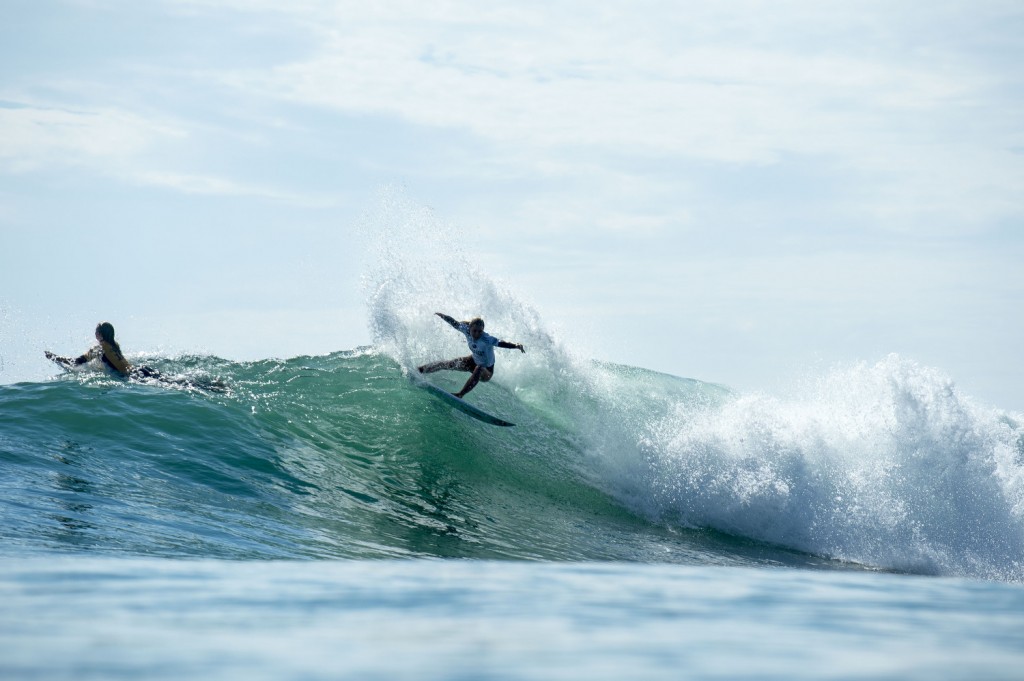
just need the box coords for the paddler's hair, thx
[95,322,122,354]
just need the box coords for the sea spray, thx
[627,355,1024,580]
[358,190,558,377]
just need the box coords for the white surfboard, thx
[419,382,515,427]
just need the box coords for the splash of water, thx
[620,355,1024,579]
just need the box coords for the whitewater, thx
[3,201,1024,679]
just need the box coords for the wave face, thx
[0,352,748,565]
[1,350,1021,581]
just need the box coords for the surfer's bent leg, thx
[454,364,493,398]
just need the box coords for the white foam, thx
[616,355,1024,580]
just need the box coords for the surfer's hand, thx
[46,351,69,366]
[517,344,525,353]
[435,312,458,327]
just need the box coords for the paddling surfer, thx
[46,322,160,379]
[418,313,525,398]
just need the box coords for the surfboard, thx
[419,382,515,427]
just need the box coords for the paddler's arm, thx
[45,347,97,367]
[45,351,74,367]
[435,312,461,330]
[497,341,526,353]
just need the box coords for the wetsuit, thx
[75,344,159,379]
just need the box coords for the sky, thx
[1,0,1022,411]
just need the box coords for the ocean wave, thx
[1,349,1022,581]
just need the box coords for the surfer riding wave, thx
[418,313,525,398]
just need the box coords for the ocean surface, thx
[2,344,1024,679]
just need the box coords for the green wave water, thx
[0,351,771,565]
[2,348,1022,582]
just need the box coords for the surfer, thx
[418,313,525,398]
[46,322,160,380]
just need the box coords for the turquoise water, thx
[2,347,1023,678]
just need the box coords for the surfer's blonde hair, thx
[469,317,485,330]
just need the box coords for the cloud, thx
[206,1,1022,233]
[227,4,964,156]
[133,169,335,205]
[6,1,1023,232]
[0,101,183,172]
[0,99,332,204]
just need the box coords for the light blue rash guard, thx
[458,322,501,368]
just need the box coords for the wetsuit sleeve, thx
[45,352,73,367]
[436,313,462,330]
[74,347,100,364]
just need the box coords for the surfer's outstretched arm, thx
[45,351,74,367]
[497,341,526,353]
[435,312,461,330]
[45,349,95,367]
